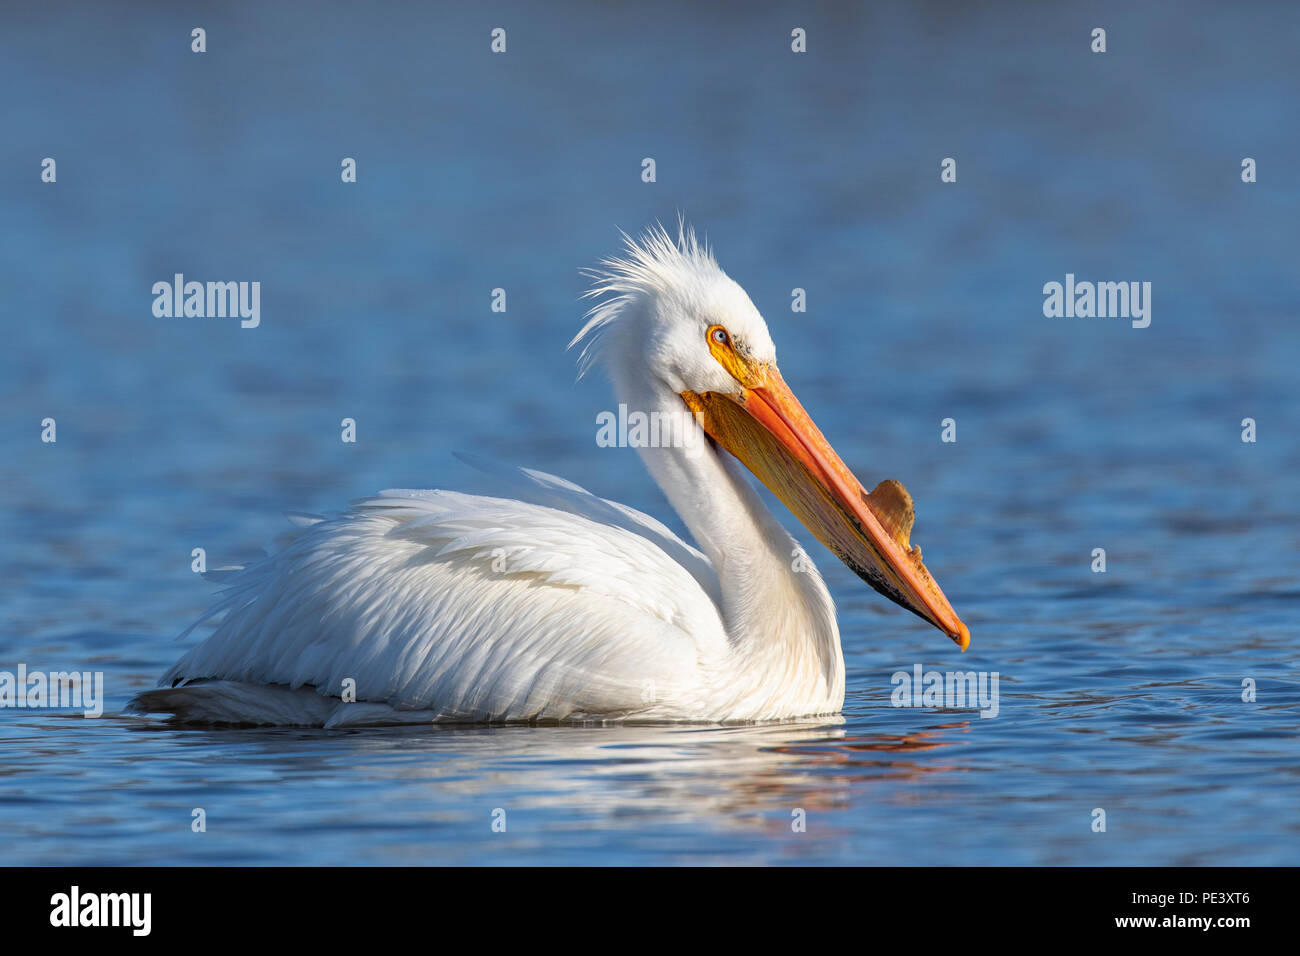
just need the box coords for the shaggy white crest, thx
[570,221,777,392]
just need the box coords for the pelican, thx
[129,225,968,726]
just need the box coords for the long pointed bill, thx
[682,367,970,650]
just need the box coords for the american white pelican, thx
[129,225,968,726]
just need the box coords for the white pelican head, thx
[573,223,969,650]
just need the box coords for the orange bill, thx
[682,365,969,650]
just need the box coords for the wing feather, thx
[159,478,728,721]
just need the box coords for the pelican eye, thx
[709,326,730,346]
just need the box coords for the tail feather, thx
[125,681,338,726]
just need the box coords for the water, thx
[2,0,1297,865]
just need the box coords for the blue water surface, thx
[1,0,1297,865]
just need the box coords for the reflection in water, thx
[0,710,978,863]
[124,717,975,820]
[775,725,975,779]
[2,659,1297,865]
